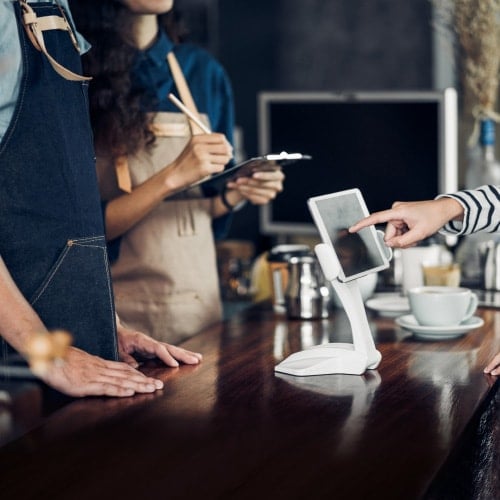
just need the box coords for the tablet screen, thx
[308,189,389,281]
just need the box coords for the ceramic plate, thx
[395,314,484,340]
[365,293,410,318]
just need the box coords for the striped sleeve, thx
[436,185,500,235]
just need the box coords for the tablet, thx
[307,188,390,282]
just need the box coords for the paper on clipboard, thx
[170,151,311,197]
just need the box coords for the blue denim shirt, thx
[0,0,90,141]
[132,29,235,148]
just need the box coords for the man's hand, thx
[40,346,164,398]
[37,317,203,398]
[116,316,203,368]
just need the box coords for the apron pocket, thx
[29,236,118,360]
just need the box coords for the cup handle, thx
[463,293,478,322]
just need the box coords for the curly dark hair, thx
[69,0,187,157]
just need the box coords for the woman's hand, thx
[164,133,233,191]
[222,168,285,209]
[349,198,464,249]
[227,168,284,205]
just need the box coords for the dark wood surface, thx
[0,302,498,500]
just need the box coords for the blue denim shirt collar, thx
[137,29,174,69]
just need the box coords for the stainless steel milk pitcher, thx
[284,256,329,319]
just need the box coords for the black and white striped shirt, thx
[437,185,500,235]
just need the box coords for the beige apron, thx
[97,53,222,344]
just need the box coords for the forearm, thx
[0,256,47,354]
[105,167,181,241]
[434,196,464,225]
[105,136,234,239]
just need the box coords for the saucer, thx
[365,293,410,318]
[395,314,484,340]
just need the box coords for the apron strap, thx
[114,51,206,193]
[115,155,132,194]
[149,122,190,137]
[20,0,91,82]
[166,51,206,136]
[116,120,192,193]
[163,52,203,234]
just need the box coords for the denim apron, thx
[0,2,118,360]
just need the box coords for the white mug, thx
[408,286,478,327]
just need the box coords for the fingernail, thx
[154,380,163,389]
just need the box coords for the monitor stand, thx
[274,243,383,376]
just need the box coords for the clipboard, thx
[168,151,311,197]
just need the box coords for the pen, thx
[168,93,212,134]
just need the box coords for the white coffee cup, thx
[408,286,478,327]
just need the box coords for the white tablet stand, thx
[275,241,391,376]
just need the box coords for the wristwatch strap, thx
[221,185,247,212]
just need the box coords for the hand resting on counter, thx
[116,314,202,369]
[39,318,202,398]
[484,353,500,376]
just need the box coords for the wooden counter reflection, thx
[0,303,498,500]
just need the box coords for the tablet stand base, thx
[274,243,382,376]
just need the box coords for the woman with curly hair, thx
[70,0,284,344]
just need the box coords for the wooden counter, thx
[0,302,498,499]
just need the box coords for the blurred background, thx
[174,0,456,253]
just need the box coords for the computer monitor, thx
[258,89,458,236]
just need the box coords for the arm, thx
[436,185,500,235]
[0,257,47,354]
[348,197,464,249]
[349,185,500,248]
[104,133,233,240]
